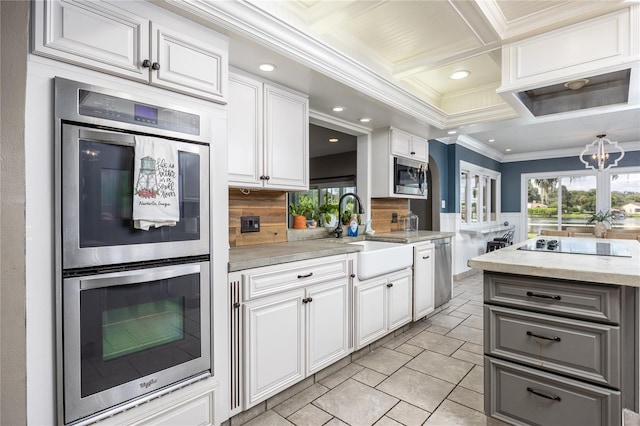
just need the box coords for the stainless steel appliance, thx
[55,78,213,425]
[433,238,452,307]
[394,156,427,196]
[56,78,210,269]
[62,262,210,424]
[518,238,631,257]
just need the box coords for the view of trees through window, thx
[526,171,640,237]
[288,183,357,226]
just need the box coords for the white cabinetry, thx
[413,243,435,321]
[390,128,429,162]
[371,127,429,199]
[354,268,413,349]
[228,72,309,190]
[229,255,351,410]
[32,0,228,103]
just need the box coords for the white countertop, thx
[468,237,640,287]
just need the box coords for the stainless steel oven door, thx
[61,261,211,424]
[61,124,210,269]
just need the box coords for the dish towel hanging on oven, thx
[132,135,180,230]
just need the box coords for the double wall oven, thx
[55,78,213,425]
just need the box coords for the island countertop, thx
[468,237,640,287]
[367,230,456,243]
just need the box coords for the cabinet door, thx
[264,85,309,190]
[151,22,228,102]
[413,244,435,320]
[306,279,351,374]
[390,129,412,158]
[387,270,413,331]
[354,278,387,349]
[228,75,263,187]
[32,0,148,81]
[243,290,305,408]
[410,136,429,163]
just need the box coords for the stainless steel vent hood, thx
[516,69,631,117]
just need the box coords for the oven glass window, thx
[79,273,201,397]
[78,140,200,247]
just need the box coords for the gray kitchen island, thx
[469,237,640,426]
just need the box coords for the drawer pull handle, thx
[387,283,394,288]
[302,297,313,304]
[423,256,430,259]
[297,272,313,279]
[527,387,561,401]
[526,291,561,301]
[527,331,561,342]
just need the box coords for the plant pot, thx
[293,215,307,229]
[323,213,337,228]
[593,222,607,238]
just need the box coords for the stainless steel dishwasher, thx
[433,238,452,307]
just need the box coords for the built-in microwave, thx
[394,156,427,197]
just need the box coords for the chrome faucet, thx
[333,192,365,238]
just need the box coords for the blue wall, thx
[502,150,640,212]
[429,138,639,215]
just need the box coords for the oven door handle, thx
[76,263,202,290]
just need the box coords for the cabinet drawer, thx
[242,256,349,300]
[486,357,621,426]
[486,305,620,388]
[485,273,620,323]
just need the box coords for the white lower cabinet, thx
[354,269,413,349]
[413,243,435,321]
[231,255,352,410]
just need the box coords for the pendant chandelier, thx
[579,134,625,171]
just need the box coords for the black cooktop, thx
[518,238,632,258]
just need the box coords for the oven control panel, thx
[78,89,200,135]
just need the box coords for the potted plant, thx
[586,209,615,237]
[318,202,338,228]
[289,202,308,229]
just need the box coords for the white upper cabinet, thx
[390,128,429,163]
[32,0,228,103]
[228,72,309,190]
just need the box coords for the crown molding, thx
[455,134,505,162]
[309,109,373,136]
[444,104,519,128]
[163,0,448,129]
[502,141,640,163]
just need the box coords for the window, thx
[288,180,356,226]
[459,161,501,226]
[523,167,640,237]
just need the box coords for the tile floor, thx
[232,272,510,426]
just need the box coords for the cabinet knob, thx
[386,283,393,288]
[151,62,161,71]
[265,175,270,181]
[233,302,240,308]
[302,297,313,304]
[142,59,151,68]
[350,273,356,278]
[410,151,416,155]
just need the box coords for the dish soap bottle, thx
[348,214,359,237]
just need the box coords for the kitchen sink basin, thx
[349,240,413,280]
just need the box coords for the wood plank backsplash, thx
[229,191,409,247]
[229,189,288,247]
[370,198,410,233]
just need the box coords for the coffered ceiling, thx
[165,0,640,160]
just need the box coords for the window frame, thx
[521,165,640,238]
[459,160,501,228]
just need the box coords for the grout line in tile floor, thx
[232,271,509,426]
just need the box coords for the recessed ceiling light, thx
[447,130,457,135]
[359,117,372,123]
[328,138,339,143]
[449,70,470,80]
[332,106,345,112]
[564,78,589,90]
[505,148,512,152]
[488,139,495,143]
[258,63,276,72]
